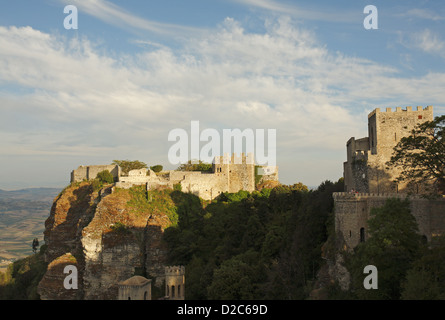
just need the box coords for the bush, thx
[96,170,114,184]
[112,160,147,175]
[150,165,163,173]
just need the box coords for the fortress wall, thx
[87,165,120,180]
[71,165,120,183]
[71,166,88,183]
[180,172,228,200]
[71,152,275,201]
[334,192,445,250]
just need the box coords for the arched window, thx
[172,285,175,298]
[144,291,148,300]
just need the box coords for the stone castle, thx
[335,106,445,251]
[343,105,434,194]
[117,266,185,300]
[71,153,278,201]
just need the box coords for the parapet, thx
[165,265,185,276]
[332,192,426,200]
[214,152,255,165]
[368,106,433,118]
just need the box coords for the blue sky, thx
[0,0,444,189]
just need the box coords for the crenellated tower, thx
[344,106,434,194]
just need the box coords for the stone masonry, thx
[343,106,434,194]
[71,153,278,201]
[337,106,445,251]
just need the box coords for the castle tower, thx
[165,266,185,300]
[227,152,255,193]
[344,106,434,194]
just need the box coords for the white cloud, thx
[229,0,358,23]
[1,16,445,188]
[396,8,444,21]
[411,29,445,57]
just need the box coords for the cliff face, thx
[37,182,176,300]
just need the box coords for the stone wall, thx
[71,164,120,183]
[333,192,445,251]
[71,153,277,201]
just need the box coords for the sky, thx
[0,0,444,190]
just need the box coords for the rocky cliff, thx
[37,181,177,300]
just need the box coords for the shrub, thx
[96,170,114,184]
[150,165,163,173]
[112,160,147,175]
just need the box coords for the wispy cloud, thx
[396,8,444,21]
[1,16,445,187]
[228,0,358,23]
[397,28,445,58]
[58,0,205,37]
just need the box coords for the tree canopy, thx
[176,160,212,172]
[112,160,147,175]
[346,197,423,299]
[387,115,445,194]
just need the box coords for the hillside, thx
[34,179,344,300]
[37,181,179,299]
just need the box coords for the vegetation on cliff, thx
[164,179,344,299]
[2,176,444,300]
[0,245,47,299]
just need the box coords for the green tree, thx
[401,237,445,300]
[112,160,147,175]
[150,165,163,173]
[387,115,445,194]
[207,251,263,299]
[177,160,212,172]
[347,198,423,299]
[96,170,114,184]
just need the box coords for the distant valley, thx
[0,188,61,272]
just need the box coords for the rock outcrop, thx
[37,182,175,300]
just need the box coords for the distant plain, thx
[0,188,61,272]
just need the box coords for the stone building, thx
[334,192,445,251]
[336,106,445,251]
[71,153,278,201]
[164,266,185,300]
[343,106,434,194]
[117,276,152,300]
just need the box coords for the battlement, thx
[332,192,429,200]
[368,105,433,118]
[214,152,255,165]
[165,265,185,276]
